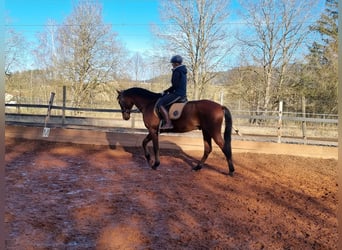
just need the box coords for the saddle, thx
[154,97,188,120]
[169,102,187,120]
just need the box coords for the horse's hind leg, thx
[213,134,234,176]
[193,131,212,171]
[225,144,234,176]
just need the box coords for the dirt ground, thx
[5,137,338,249]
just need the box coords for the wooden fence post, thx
[301,96,307,144]
[62,86,66,127]
[131,115,135,129]
[277,101,283,143]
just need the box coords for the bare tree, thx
[154,0,232,99]
[36,0,127,107]
[5,21,31,102]
[238,0,317,113]
[5,28,28,76]
[34,19,59,82]
[130,52,144,81]
[147,52,170,79]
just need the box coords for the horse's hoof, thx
[192,165,202,171]
[228,171,234,177]
[151,162,160,170]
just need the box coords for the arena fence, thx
[5,94,338,146]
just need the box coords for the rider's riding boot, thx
[159,106,173,129]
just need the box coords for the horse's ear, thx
[116,89,121,95]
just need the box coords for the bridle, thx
[122,108,131,115]
[118,95,131,116]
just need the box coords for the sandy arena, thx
[5,126,338,249]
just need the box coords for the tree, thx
[5,28,28,76]
[238,0,317,113]
[229,66,265,114]
[302,0,338,114]
[130,52,144,81]
[155,0,232,99]
[5,18,31,102]
[310,0,337,51]
[35,0,127,107]
[34,19,59,84]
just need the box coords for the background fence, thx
[5,94,338,147]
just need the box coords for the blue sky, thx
[5,0,162,53]
[6,0,325,65]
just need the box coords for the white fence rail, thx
[5,102,338,146]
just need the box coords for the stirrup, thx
[160,122,173,130]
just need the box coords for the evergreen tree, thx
[304,0,338,114]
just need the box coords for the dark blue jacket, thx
[164,64,187,97]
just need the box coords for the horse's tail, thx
[222,106,232,150]
[222,106,235,174]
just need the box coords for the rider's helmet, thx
[170,55,183,64]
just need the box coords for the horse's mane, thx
[123,87,161,100]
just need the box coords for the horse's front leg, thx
[151,130,160,170]
[142,130,160,170]
[142,132,152,164]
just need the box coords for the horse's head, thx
[117,90,134,120]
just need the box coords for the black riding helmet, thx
[170,55,183,64]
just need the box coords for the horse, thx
[116,87,235,176]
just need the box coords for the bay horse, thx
[116,87,235,176]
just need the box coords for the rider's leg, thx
[157,93,181,130]
[159,105,173,129]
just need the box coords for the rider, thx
[157,55,187,129]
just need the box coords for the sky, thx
[5,0,162,53]
[5,0,325,69]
